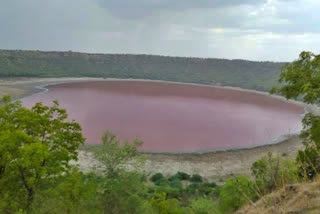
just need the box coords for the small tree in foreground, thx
[94,130,144,177]
[0,96,85,211]
[218,175,258,213]
[271,51,320,179]
[94,131,147,213]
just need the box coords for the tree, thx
[151,173,166,185]
[297,113,320,178]
[150,192,184,214]
[94,130,144,177]
[31,171,102,214]
[0,96,84,211]
[218,175,257,213]
[190,198,221,214]
[271,51,320,103]
[93,131,148,213]
[271,51,320,178]
[190,174,203,183]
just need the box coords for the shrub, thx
[296,113,320,179]
[190,174,203,183]
[150,192,184,214]
[168,178,182,190]
[186,183,200,193]
[218,175,258,213]
[251,152,299,194]
[190,198,220,214]
[150,173,165,183]
[176,172,191,180]
[198,182,218,196]
[205,182,217,188]
[155,185,181,198]
[296,148,320,179]
[168,172,191,181]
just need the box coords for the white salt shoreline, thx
[12,77,305,107]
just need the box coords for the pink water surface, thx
[22,81,303,153]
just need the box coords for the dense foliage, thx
[271,51,320,103]
[0,49,283,91]
[251,153,299,195]
[0,97,261,213]
[272,51,320,179]
[0,96,84,211]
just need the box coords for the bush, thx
[190,198,220,214]
[155,185,181,198]
[151,173,165,183]
[218,175,258,213]
[251,152,299,194]
[190,174,203,183]
[198,183,218,195]
[150,192,184,214]
[168,178,182,190]
[168,172,191,181]
[154,178,167,186]
[296,148,320,179]
[296,114,320,179]
[186,183,200,193]
[177,172,191,180]
[205,182,217,188]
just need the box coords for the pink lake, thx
[22,81,303,153]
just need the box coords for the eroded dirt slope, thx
[237,178,320,214]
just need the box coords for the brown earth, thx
[0,77,306,182]
[236,178,320,214]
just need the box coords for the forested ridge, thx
[0,49,284,91]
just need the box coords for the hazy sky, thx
[1,0,319,61]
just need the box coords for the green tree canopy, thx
[94,130,144,178]
[272,51,320,104]
[0,96,85,211]
[218,175,257,213]
[93,131,148,213]
[272,51,320,178]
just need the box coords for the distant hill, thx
[0,49,285,91]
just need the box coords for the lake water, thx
[22,80,303,153]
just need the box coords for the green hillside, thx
[0,50,284,91]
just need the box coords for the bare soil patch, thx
[237,177,320,214]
